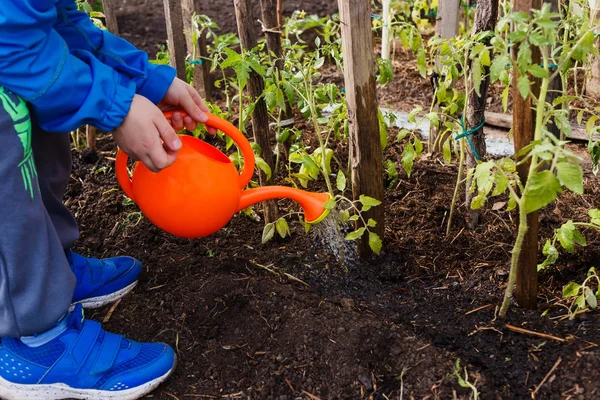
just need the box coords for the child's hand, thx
[159,78,217,134]
[113,94,182,172]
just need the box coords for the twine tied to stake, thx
[189,59,204,65]
[455,116,485,160]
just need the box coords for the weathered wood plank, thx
[464,0,498,228]
[512,0,542,310]
[181,0,212,99]
[100,0,119,35]
[484,111,599,141]
[338,0,385,256]
[163,0,188,80]
[234,0,278,223]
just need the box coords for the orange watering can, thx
[115,110,332,238]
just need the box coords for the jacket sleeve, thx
[0,0,136,133]
[54,0,176,105]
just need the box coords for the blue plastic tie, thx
[455,116,485,160]
[189,59,204,65]
[371,14,382,20]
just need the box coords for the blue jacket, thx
[0,0,177,132]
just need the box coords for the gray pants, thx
[0,87,78,337]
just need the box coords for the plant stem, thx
[305,78,334,195]
[447,139,465,236]
[499,198,528,317]
[446,53,470,235]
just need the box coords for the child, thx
[0,1,208,398]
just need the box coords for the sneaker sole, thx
[71,281,138,310]
[0,357,176,400]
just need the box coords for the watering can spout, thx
[237,187,332,224]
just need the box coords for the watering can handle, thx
[115,110,256,200]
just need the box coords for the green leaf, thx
[480,48,491,67]
[554,111,571,137]
[472,58,482,97]
[417,48,427,78]
[585,287,597,309]
[323,198,336,210]
[336,170,347,192]
[490,55,509,82]
[367,218,377,227]
[368,231,382,255]
[557,220,585,253]
[414,137,423,155]
[255,156,272,181]
[443,137,452,164]
[589,209,600,226]
[396,128,409,142]
[538,240,559,271]
[348,215,359,222]
[507,196,517,211]
[527,64,548,78]
[587,116,598,135]
[379,110,388,150]
[502,86,510,113]
[563,282,582,298]
[556,162,583,194]
[345,227,366,241]
[577,110,585,125]
[339,209,350,224]
[359,195,382,207]
[517,42,532,72]
[276,218,290,238]
[522,171,562,213]
[492,172,509,196]
[517,75,530,99]
[401,141,416,177]
[262,222,275,244]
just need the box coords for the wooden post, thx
[234,0,278,224]
[338,0,385,255]
[464,0,498,228]
[163,0,188,80]
[588,0,600,97]
[100,0,119,35]
[181,0,212,100]
[260,0,294,158]
[512,0,542,309]
[277,0,283,27]
[545,0,563,138]
[429,0,460,152]
[381,0,392,60]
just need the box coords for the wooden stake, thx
[464,0,498,228]
[100,0,119,35]
[430,0,460,152]
[163,0,188,80]
[588,0,600,97]
[338,0,385,255]
[181,0,212,100]
[545,0,563,138]
[512,0,542,310]
[234,0,278,224]
[381,0,392,60]
[260,0,294,158]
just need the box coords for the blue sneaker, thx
[67,250,142,309]
[0,304,176,400]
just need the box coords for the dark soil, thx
[70,131,600,400]
[65,2,600,399]
[113,0,339,55]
